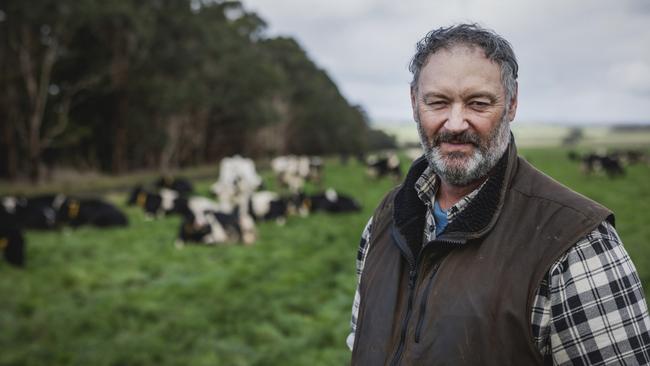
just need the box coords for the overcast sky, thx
[242,0,650,125]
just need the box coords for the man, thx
[348,24,650,365]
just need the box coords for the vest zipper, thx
[389,267,418,366]
[389,227,418,366]
[389,227,465,365]
[413,241,460,344]
[414,261,441,343]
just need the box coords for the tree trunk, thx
[16,25,58,183]
[111,92,129,174]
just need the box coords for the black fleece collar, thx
[393,136,516,253]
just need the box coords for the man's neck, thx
[436,177,487,211]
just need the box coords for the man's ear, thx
[507,82,518,122]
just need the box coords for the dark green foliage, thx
[366,128,398,151]
[0,0,373,181]
[1,149,649,365]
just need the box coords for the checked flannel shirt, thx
[348,165,650,365]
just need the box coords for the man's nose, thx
[444,103,469,133]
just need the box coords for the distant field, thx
[1,147,650,365]
[379,123,650,148]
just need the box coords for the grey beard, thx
[417,114,511,186]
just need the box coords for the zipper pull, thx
[408,269,417,289]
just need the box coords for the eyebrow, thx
[421,91,499,102]
[464,92,499,102]
[421,92,450,100]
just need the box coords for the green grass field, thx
[1,147,650,365]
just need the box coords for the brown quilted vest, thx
[351,140,613,366]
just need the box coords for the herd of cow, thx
[1,154,405,268]
[568,149,649,178]
[8,147,647,268]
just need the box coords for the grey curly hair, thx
[409,23,518,105]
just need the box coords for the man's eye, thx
[469,101,490,108]
[426,100,446,107]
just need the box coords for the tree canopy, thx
[0,0,394,181]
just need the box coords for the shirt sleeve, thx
[530,220,650,365]
[347,216,373,351]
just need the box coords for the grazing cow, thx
[0,209,25,267]
[611,149,648,166]
[57,197,129,227]
[580,153,625,178]
[1,194,65,230]
[154,176,194,195]
[366,153,401,179]
[307,188,362,213]
[127,186,178,218]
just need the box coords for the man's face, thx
[411,45,517,186]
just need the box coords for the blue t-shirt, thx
[433,200,448,236]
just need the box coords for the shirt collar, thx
[414,164,487,221]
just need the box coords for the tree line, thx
[0,0,395,182]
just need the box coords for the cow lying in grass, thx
[57,197,128,227]
[127,186,178,218]
[0,208,25,267]
[246,191,294,224]
[154,176,194,195]
[1,194,65,230]
[306,189,362,213]
[172,196,256,247]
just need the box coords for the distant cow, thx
[154,176,193,195]
[307,189,362,214]
[247,191,290,223]
[211,156,262,212]
[0,209,25,267]
[366,153,401,179]
[127,186,178,218]
[611,149,648,166]
[581,153,625,178]
[174,199,256,247]
[169,196,224,225]
[57,198,129,227]
[2,194,65,230]
[271,155,323,193]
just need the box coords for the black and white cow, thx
[154,176,194,195]
[271,155,323,193]
[581,153,625,178]
[211,156,262,212]
[0,209,25,267]
[366,153,401,179]
[2,194,65,230]
[247,191,289,223]
[57,197,129,227]
[127,186,178,218]
[173,197,256,247]
[307,189,362,213]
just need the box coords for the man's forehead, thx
[415,45,504,97]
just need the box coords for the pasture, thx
[2,146,650,366]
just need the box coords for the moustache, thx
[432,130,481,147]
